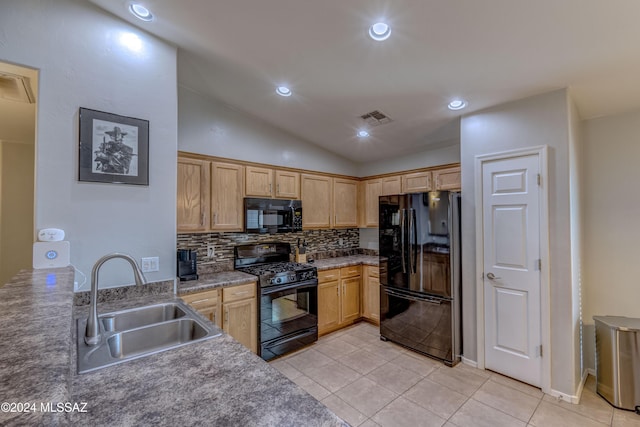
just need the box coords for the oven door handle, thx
[261,279,318,295]
[262,327,318,349]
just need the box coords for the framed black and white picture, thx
[78,108,149,185]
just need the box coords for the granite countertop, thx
[177,270,257,295]
[0,268,347,427]
[311,255,378,270]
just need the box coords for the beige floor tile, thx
[321,394,368,427]
[472,379,540,422]
[268,359,302,380]
[359,419,381,427]
[449,399,526,427]
[336,377,398,417]
[363,341,406,361]
[489,372,544,398]
[303,360,361,393]
[372,396,446,427]
[585,374,597,394]
[366,362,422,394]
[314,336,360,359]
[387,353,439,377]
[292,374,331,401]
[612,408,640,426]
[427,364,488,396]
[286,348,333,372]
[456,362,492,379]
[403,377,467,419]
[529,400,609,427]
[338,348,388,375]
[542,387,613,425]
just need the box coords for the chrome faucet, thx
[84,253,147,346]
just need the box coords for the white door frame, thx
[474,145,551,394]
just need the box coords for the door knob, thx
[486,272,501,280]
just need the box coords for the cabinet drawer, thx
[222,282,256,303]
[181,289,219,306]
[318,268,340,283]
[340,265,361,278]
[367,266,380,278]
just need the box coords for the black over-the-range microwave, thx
[244,198,302,234]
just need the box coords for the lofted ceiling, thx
[89,0,640,163]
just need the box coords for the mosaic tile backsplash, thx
[177,229,372,274]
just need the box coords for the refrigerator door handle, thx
[400,209,406,273]
[384,287,443,304]
[411,208,417,274]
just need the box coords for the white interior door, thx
[482,154,542,387]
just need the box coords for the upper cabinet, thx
[301,173,332,229]
[361,179,381,228]
[402,171,432,193]
[381,175,402,196]
[333,178,358,228]
[211,162,244,231]
[433,166,461,191]
[177,158,210,232]
[245,166,300,199]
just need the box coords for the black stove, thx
[234,242,318,361]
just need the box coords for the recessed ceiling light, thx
[357,130,370,138]
[129,3,154,22]
[448,99,467,110]
[369,22,391,41]
[276,86,292,97]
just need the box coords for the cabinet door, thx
[211,162,244,231]
[402,171,432,193]
[245,166,273,197]
[274,170,300,199]
[434,166,461,191]
[301,173,332,229]
[341,277,361,324]
[223,298,257,353]
[364,179,381,227]
[381,175,402,196]
[318,280,340,334]
[362,269,380,323]
[333,178,358,228]
[181,289,221,328]
[177,158,210,232]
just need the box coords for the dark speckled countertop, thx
[311,255,378,271]
[0,267,347,427]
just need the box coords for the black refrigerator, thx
[379,191,461,366]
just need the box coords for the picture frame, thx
[78,107,149,185]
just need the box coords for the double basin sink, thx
[77,301,221,374]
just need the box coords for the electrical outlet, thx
[141,256,159,273]
[207,245,215,258]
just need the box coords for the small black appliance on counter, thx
[177,249,198,281]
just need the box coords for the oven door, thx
[260,279,318,361]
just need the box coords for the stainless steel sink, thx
[101,303,187,332]
[77,300,221,374]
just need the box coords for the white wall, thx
[581,109,640,371]
[178,87,358,176]
[461,89,580,397]
[0,0,178,289]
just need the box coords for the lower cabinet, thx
[181,282,257,354]
[362,265,380,324]
[318,266,361,335]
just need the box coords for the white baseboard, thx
[461,357,478,368]
[548,370,589,404]
[587,368,595,377]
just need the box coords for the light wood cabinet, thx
[181,289,221,328]
[274,170,300,199]
[381,175,402,196]
[301,173,332,229]
[333,178,358,228]
[318,267,361,335]
[362,266,380,324]
[245,166,273,197]
[182,282,257,354]
[433,166,461,191]
[402,171,432,193]
[211,162,244,231]
[177,158,210,232]
[362,179,382,227]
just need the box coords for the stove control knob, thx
[275,277,282,284]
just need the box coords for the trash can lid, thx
[593,316,640,331]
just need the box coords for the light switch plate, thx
[141,257,159,272]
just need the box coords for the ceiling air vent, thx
[0,72,35,104]
[360,110,393,127]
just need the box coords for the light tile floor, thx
[270,322,640,427]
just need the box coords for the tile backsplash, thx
[178,229,367,274]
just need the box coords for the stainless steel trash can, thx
[594,316,640,411]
